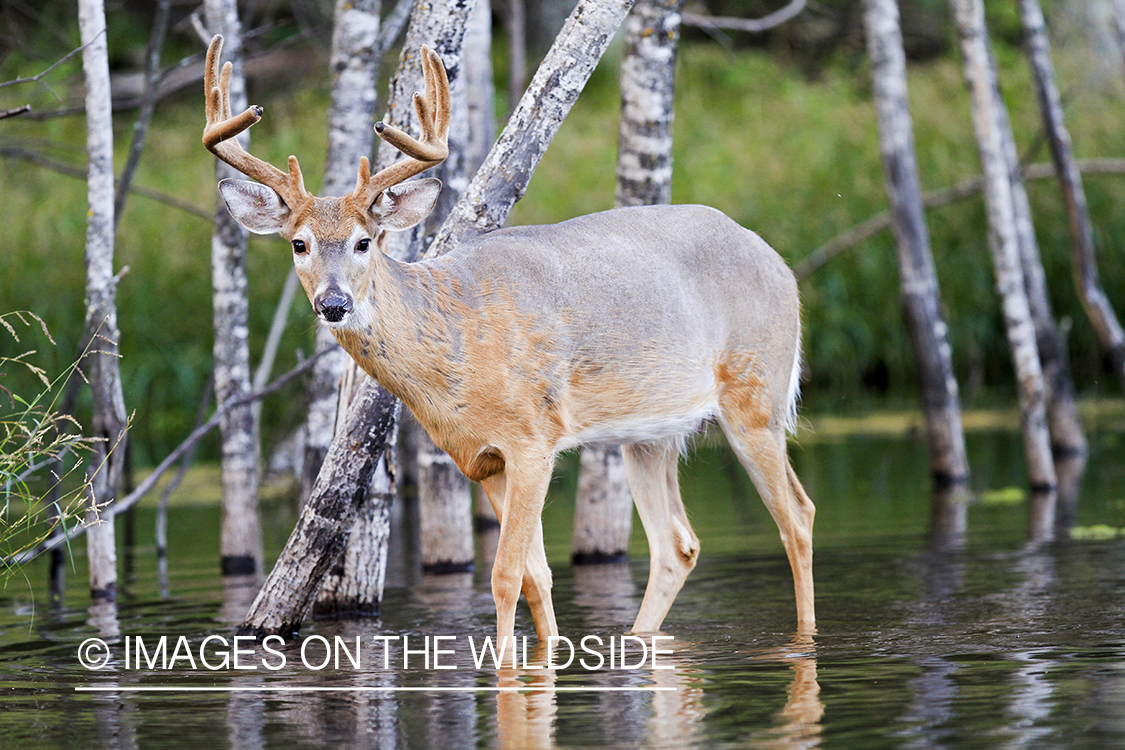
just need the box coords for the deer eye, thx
[355,238,371,254]
[292,240,307,255]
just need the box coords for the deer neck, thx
[329,252,466,435]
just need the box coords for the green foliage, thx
[1,24,1123,465]
[0,313,92,583]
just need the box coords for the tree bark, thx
[992,72,1086,459]
[1021,0,1125,399]
[79,0,126,602]
[428,0,639,258]
[239,380,400,638]
[240,0,636,637]
[301,0,384,510]
[861,0,968,491]
[573,0,683,564]
[308,0,388,614]
[378,0,478,575]
[465,0,497,173]
[205,0,263,577]
[950,0,1056,499]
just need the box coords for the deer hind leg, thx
[717,395,816,632]
[623,440,700,633]
[480,467,559,644]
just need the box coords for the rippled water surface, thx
[2,419,1124,748]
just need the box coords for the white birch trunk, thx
[301,0,383,511]
[310,0,389,614]
[465,0,497,173]
[79,0,125,601]
[950,0,1057,499]
[1021,0,1125,400]
[379,0,478,575]
[861,0,969,491]
[205,0,263,577]
[572,0,683,563]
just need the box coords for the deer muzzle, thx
[314,289,353,324]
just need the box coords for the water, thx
[2,418,1124,748]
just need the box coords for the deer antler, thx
[351,46,451,207]
[202,35,310,211]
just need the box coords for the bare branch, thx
[0,105,31,120]
[0,145,212,219]
[683,0,806,34]
[794,158,1125,280]
[9,345,340,566]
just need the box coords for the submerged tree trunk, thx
[993,81,1086,460]
[205,0,263,577]
[307,0,388,615]
[862,0,970,492]
[573,0,683,564]
[79,0,126,602]
[240,0,636,637]
[950,0,1057,501]
[379,0,478,575]
[1020,0,1125,399]
[239,380,400,638]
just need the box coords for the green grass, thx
[1,37,1123,463]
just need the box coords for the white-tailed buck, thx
[203,36,816,642]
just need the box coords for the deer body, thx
[202,36,815,645]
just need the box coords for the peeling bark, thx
[862,0,968,490]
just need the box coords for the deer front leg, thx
[481,462,557,653]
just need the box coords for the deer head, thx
[202,34,451,324]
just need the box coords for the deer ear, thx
[370,178,442,231]
[218,178,291,235]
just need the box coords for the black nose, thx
[315,291,352,323]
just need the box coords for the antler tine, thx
[355,46,451,205]
[202,35,309,209]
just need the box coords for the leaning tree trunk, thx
[79,0,126,602]
[950,0,1057,501]
[240,0,637,638]
[862,0,970,492]
[1020,0,1125,399]
[572,0,684,564]
[205,0,263,577]
[991,70,1086,460]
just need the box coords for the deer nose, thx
[315,290,352,323]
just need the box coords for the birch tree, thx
[950,0,1056,499]
[862,0,969,492]
[204,0,262,577]
[79,0,126,601]
[380,0,478,576]
[572,0,685,564]
[240,0,637,638]
[1020,0,1125,399]
[308,0,387,615]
